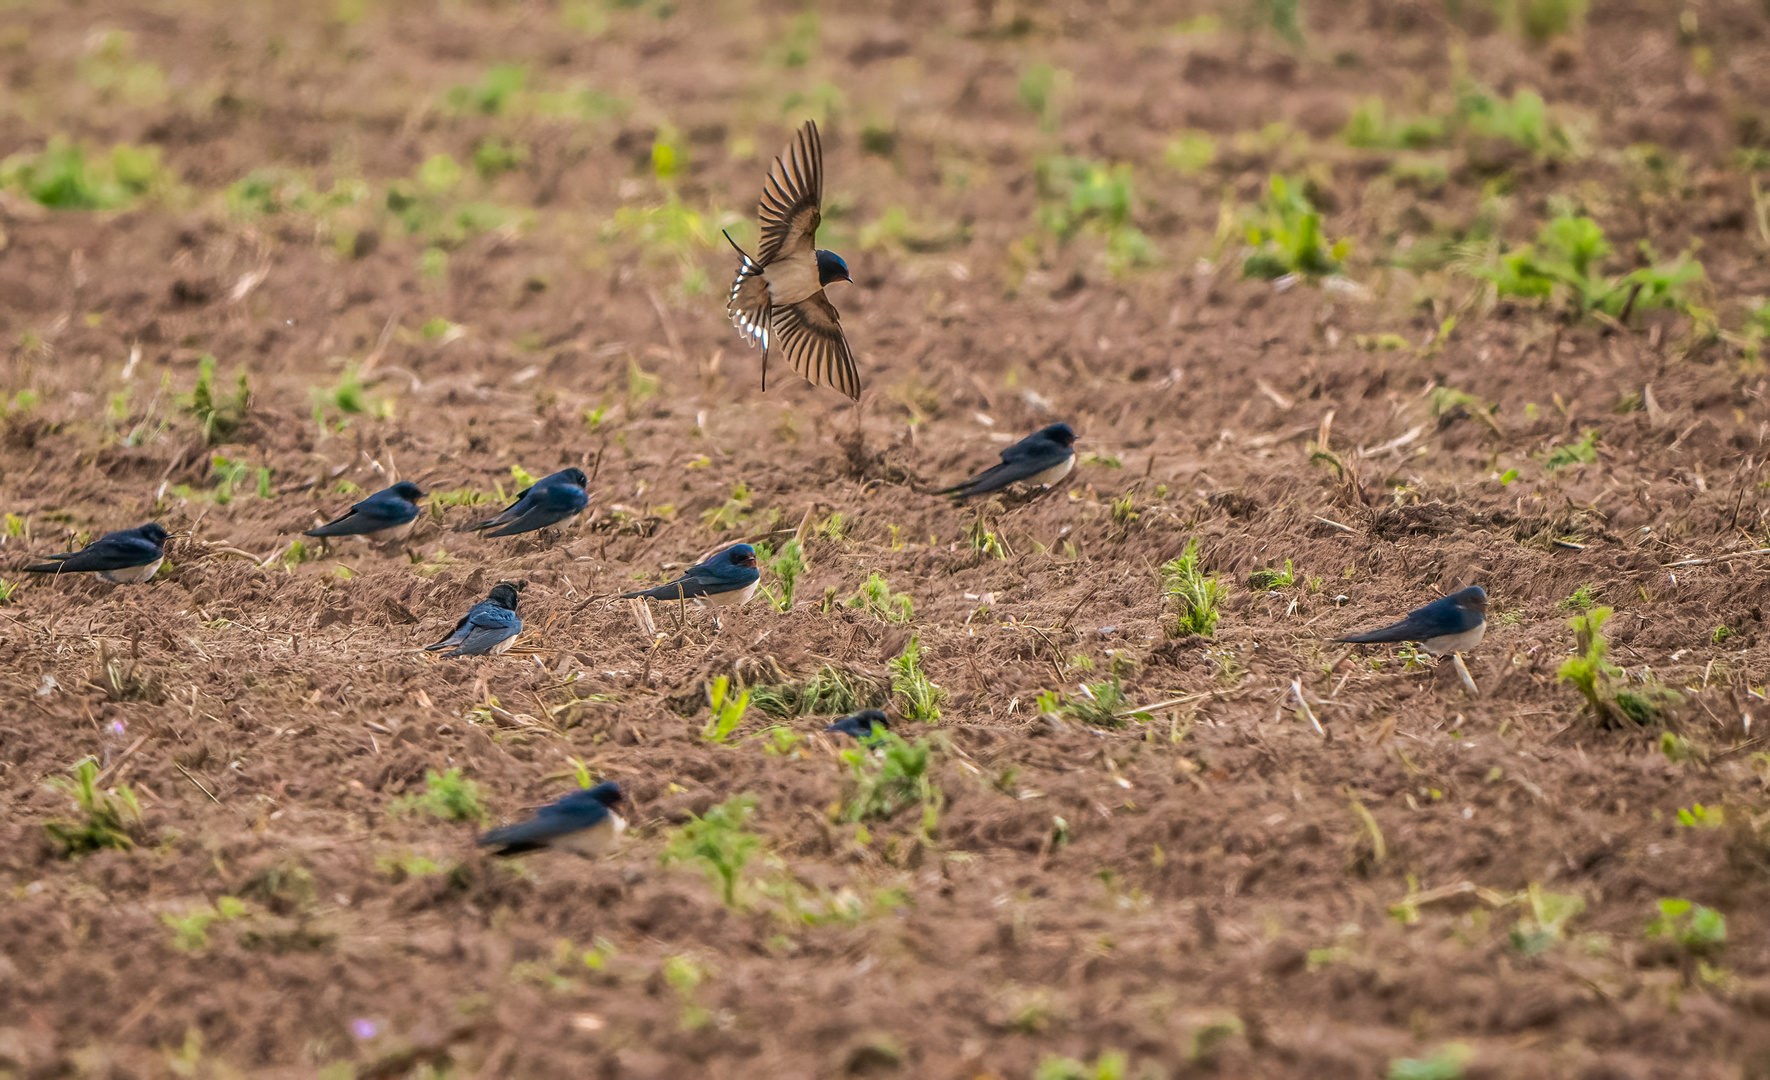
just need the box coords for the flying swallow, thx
[470,468,588,537]
[620,544,761,610]
[825,708,891,744]
[480,782,627,858]
[23,523,169,584]
[426,580,524,657]
[940,423,1079,501]
[304,481,425,542]
[724,120,860,400]
[1335,586,1488,656]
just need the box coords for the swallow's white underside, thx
[1423,624,1485,656]
[490,633,517,655]
[100,558,162,584]
[364,520,417,544]
[697,580,759,609]
[553,813,627,857]
[1026,455,1075,488]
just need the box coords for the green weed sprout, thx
[700,481,752,533]
[0,578,17,605]
[1342,98,1447,150]
[388,768,487,825]
[43,756,142,855]
[1248,560,1295,590]
[0,136,168,210]
[702,675,750,743]
[211,455,249,505]
[1031,156,1159,273]
[1646,898,1726,958]
[1477,213,1702,319]
[662,954,712,1030]
[753,537,804,611]
[1039,678,1144,728]
[181,354,250,444]
[1509,883,1585,955]
[1388,1044,1473,1080]
[1162,537,1225,638]
[848,571,914,623]
[889,635,945,722]
[1540,428,1600,471]
[1560,583,1598,610]
[748,665,883,719]
[660,794,760,907]
[966,516,1008,559]
[1242,175,1348,280]
[842,733,942,839]
[162,896,248,952]
[1557,608,1682,726]
[1035,1051,1129,1080]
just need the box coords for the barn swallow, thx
[1335,586,1488,656]
[425,581,524,657]
[480,782,626,857]
[23,523,169,584]
[304,481,425,542]
[724,120,860,400]
[825,708,891,744]
[940,423,1079,501]
[620,544,761,610]
[470,468,588,537]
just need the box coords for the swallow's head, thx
[561,468,590,489]
[488,580,526,609]
[724,544,759,570]
[815,249,852,287]
[851,708,889,732]
[137,523,171,547]
[587,781,623,807]
[1040,422,1079,449]
[1452,585,1488,614]
[390,481,426,502]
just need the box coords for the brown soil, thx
[4,1,1770,1077]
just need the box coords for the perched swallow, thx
[724,120,860,400]
[426,581,524,657]
[1335,586,1489,656]
[940,423,1079,501]
[24,523,169,584]
[825,708,891,744]
[470,468,589,537]
[620,544,761,609]
[304,481,425,542]
[480,782,627,858]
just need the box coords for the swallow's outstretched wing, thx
[754,120,823,268]
[770,293,859,400]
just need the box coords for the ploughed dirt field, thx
[6,0,1770,1076]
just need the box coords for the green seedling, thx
[700,481,751,533]
[842,733,941,839]
[753,537,804,611]
[660,794,760,907]
[1557,608,1681,727]
[1165,130,1217,174]
[210,455,249,505]
[1017,62,1072,132]
[43,756,142,855]
[1509,883,1585,955]
[848,571,913,623]
[748,664,885,719]
[702,675,750,744]
[444,63,529,115]
[756,726,807,757]
[1247,560,1295,590]
[1477,213,1702,319]
[1560,583,1598,610]
[1342,97,1446,150]
[1677,803,1723,828]
[1031,155,1158,273]
[1646,898,1726,958]
[606,195,724,296]
[1035,1051,1130,1080]
[816,511,847,541]
[162,896,248,952]
[1713,624,1733,645]
[0,579,17,605]
[966,516,1008,559]
[1162,537,1225,638]
[662,954,712,1030]
[889,635,945,721]
[180,355,250,445]
[1038,678,1146,728]
[388,768,487,825]
[1540,428,1600,471]
[1388,1044,1473,1080]
[1242,174,1348,280]
[0,136,168,210]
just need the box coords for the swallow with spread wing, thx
[940,423,1079,501]
[724,120,860,400]
[23,523,170,584]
